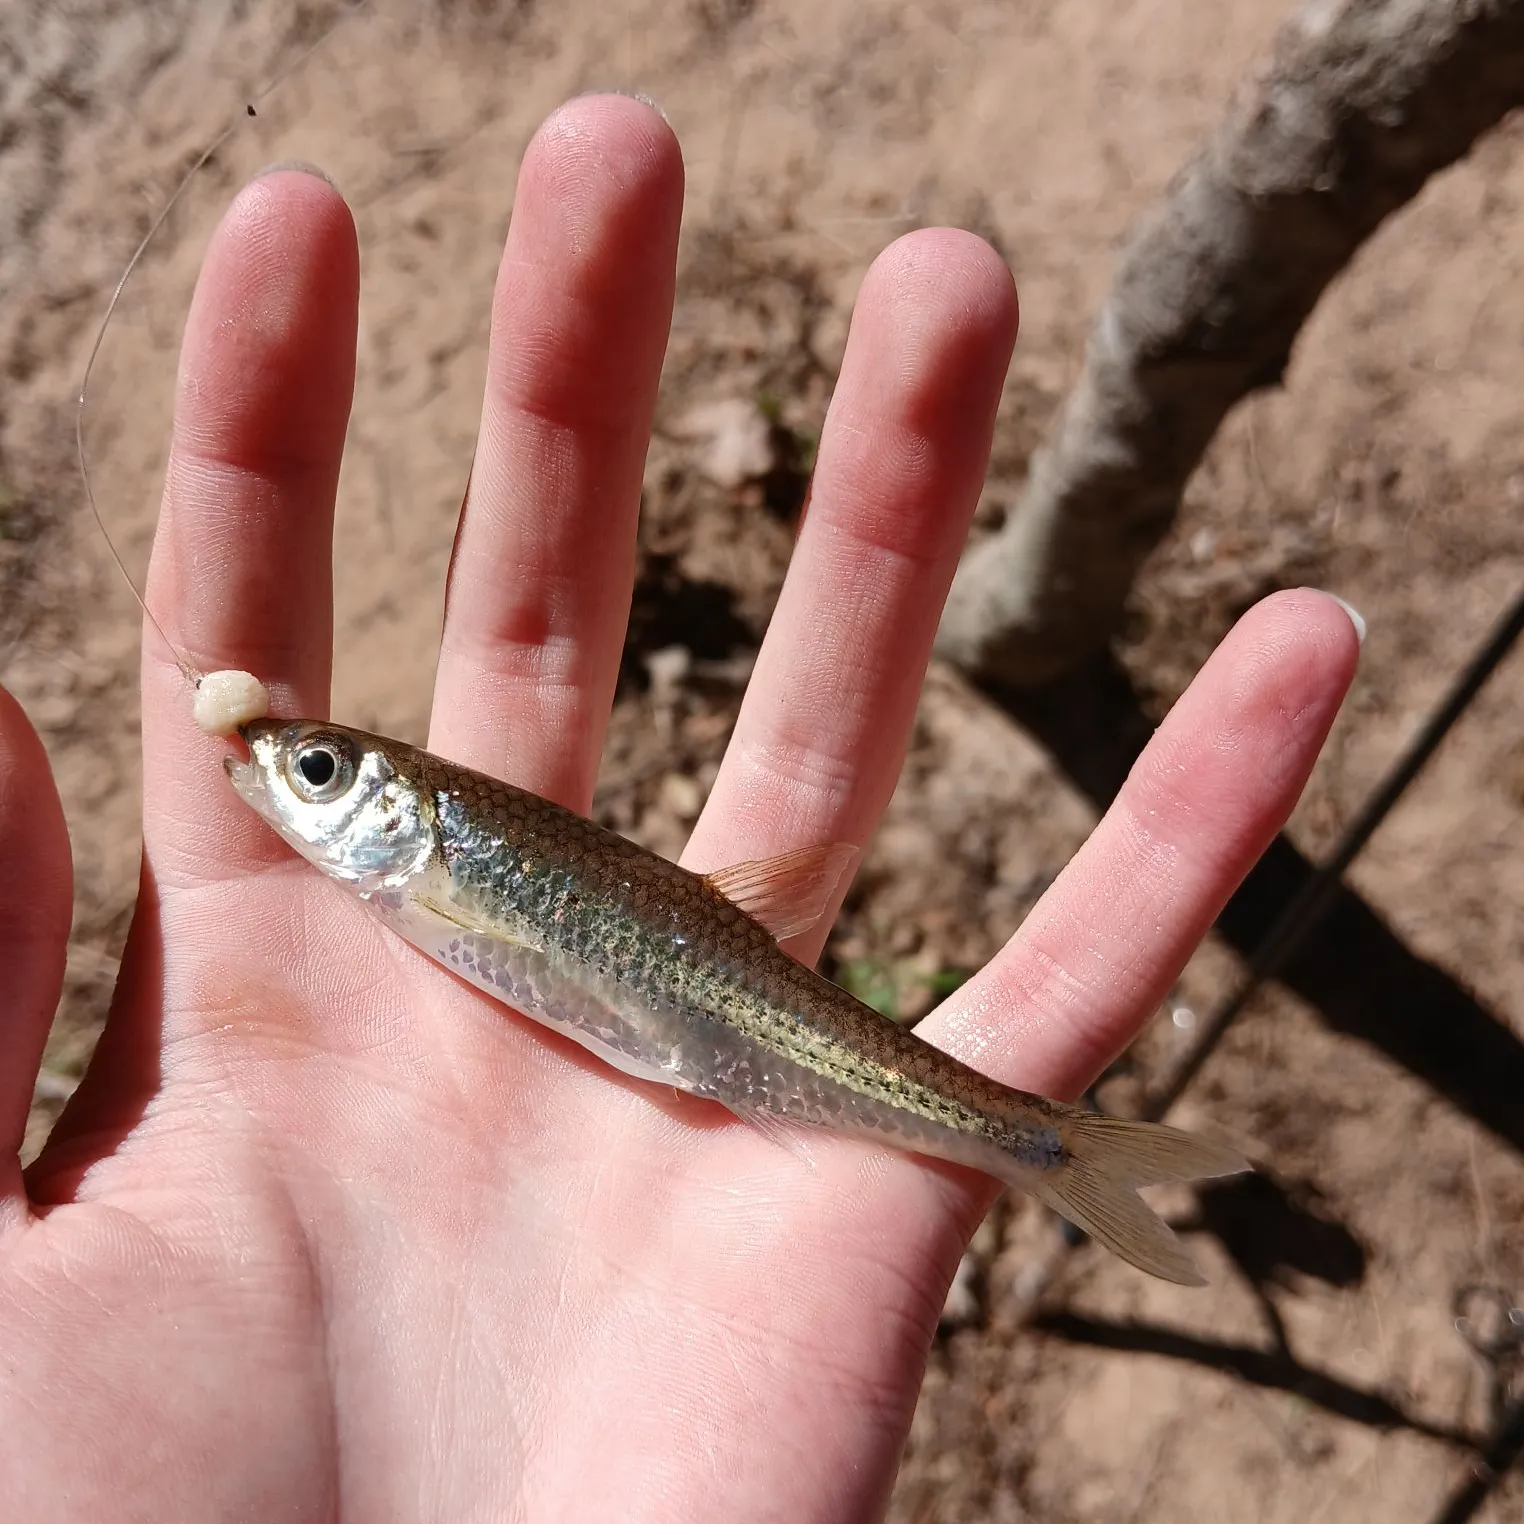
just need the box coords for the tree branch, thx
[936,0,1524,687]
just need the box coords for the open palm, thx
[0,97,1358,1521]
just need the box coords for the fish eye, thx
[285,735,357,803]
[298,748,336,787]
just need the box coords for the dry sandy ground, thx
[5,1,1524,1519]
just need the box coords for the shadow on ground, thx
[1033,1307,1477,1449]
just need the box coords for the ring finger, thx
[683,227,1020,967]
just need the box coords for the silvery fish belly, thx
[226,717,1249,1285]
[370,862,704,1095]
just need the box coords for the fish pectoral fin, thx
[703,842,859,942]
[414,893,531,947]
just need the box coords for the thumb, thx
[0,686,71,1208]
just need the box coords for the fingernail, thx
[254,159,338,189]
[1323,592,1367,646]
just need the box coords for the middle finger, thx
[428,96,683,810]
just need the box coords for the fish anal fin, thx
[704,842,859,942]
[726,1102,822,1173]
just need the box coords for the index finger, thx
[139,168,358,888]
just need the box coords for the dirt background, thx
[5,1,1524,1519]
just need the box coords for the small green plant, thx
[837,959,974,1024]
[838,958,900,1021]
[926,967,972,1000]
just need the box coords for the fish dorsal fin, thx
[703,842,859,942]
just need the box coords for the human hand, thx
[0,96,1358,1521]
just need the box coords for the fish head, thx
[225,719,438,892]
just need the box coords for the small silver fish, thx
[227,718,1247,1283]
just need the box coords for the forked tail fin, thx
[1028,1112,1249,1285]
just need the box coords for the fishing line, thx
[74,1,368,691]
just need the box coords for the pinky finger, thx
[0,688,71,1215]
[919,589,1361,1100]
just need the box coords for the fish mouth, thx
[222,724,271,804]
[220,730,309,858]
[223,750,254,793]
